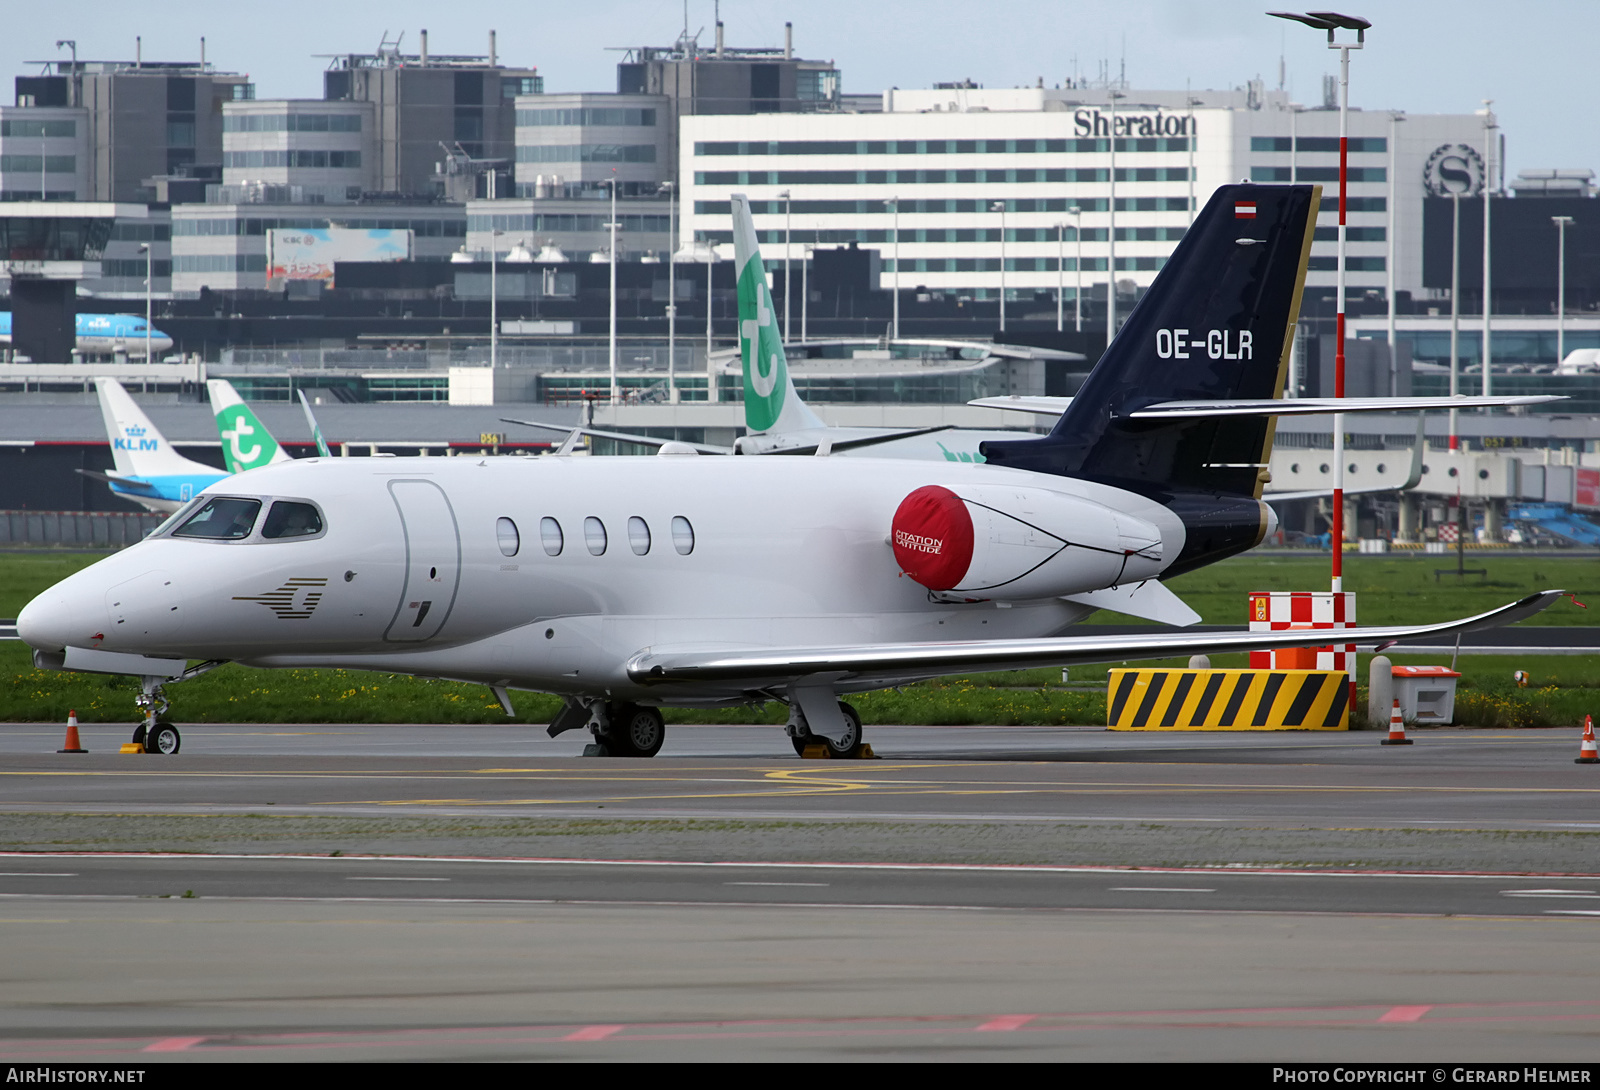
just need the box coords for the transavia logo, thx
[232,576,328,620]
[738,259,787,431]
[217,406,276,472]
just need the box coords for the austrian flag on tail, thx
[1234,201,1257,219]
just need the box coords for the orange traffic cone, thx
[57,710,87,754]
[1577,715,1598,765]
[1381,699,1413,746]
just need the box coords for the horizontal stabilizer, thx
[74,468,159,495]
[501,418,732,455]
[1126,395,1567,419]
[968,395,1074,416]
[971,394,1566,419]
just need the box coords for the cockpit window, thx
[261,501,324,539]
[150,496,208,537]
[171,497,261,540]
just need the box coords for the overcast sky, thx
[7,1,1596,180]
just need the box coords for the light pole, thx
[1055,221,1066,332]
[885,197,900,340]
[606,176,619,406]
[1106,88,1124,348]
[1553,215,1574,368]
[802,243,813,343]
[1187,91,1201,226]
[705,239,715,401]
[1270,9,1369,593]
[1481,100,1497,400]
[1069,205,1082,333]
[660,181,676,402]
[489,228,501,372]
[138,243,153,362]
[1386,111,1405,395]
[779,189,792,343]
[991,200,1006,333]
[1449,191,1461,450]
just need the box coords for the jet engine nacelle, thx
[890,483,1165,602]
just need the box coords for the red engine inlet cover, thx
[891,485,975,590]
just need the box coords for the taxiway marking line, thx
[13,850,1600,880]
[142,1036,205,1052]
[8,1001,1600,1059]
[561,1025,624,1041]
[975,1014,1037,1031]
[7,766,1600,798]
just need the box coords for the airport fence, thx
[0,510,163,548]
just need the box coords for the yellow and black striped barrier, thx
[1107,669,1349,731]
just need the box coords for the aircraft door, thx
[384,479,461,642]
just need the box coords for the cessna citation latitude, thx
[19,184,1561,759]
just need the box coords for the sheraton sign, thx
[1073,109,1195,139]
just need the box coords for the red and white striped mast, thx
[1270,11,1370,593]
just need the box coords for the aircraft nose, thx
[17,581,110,653]
[17,590,72,651]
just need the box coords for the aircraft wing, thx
[968,395,1072,417]
[627,591,1562,686]
[500,418,733,454]
[746,424,957,456]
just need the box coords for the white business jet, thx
[19,184,1562,758]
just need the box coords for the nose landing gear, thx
[132,675,181,755]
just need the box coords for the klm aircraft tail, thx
[207,379,294,474]
[94,378,218,479]
[731,193,825,436]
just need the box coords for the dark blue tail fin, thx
[982,183,1319,499]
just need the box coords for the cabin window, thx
[171,496,260,540]
[261,501,324,539]
[496,517,520,556]
[627,516,651,555]
[540,517,563,556]
[584,516,607,556]
[671,515,695,555]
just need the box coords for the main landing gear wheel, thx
[605,704,665,758]
[792,701,865,759]
[146,720,181,755]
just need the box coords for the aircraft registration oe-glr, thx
[19,184,1562,759]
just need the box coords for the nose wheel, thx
[133,674,181,755]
